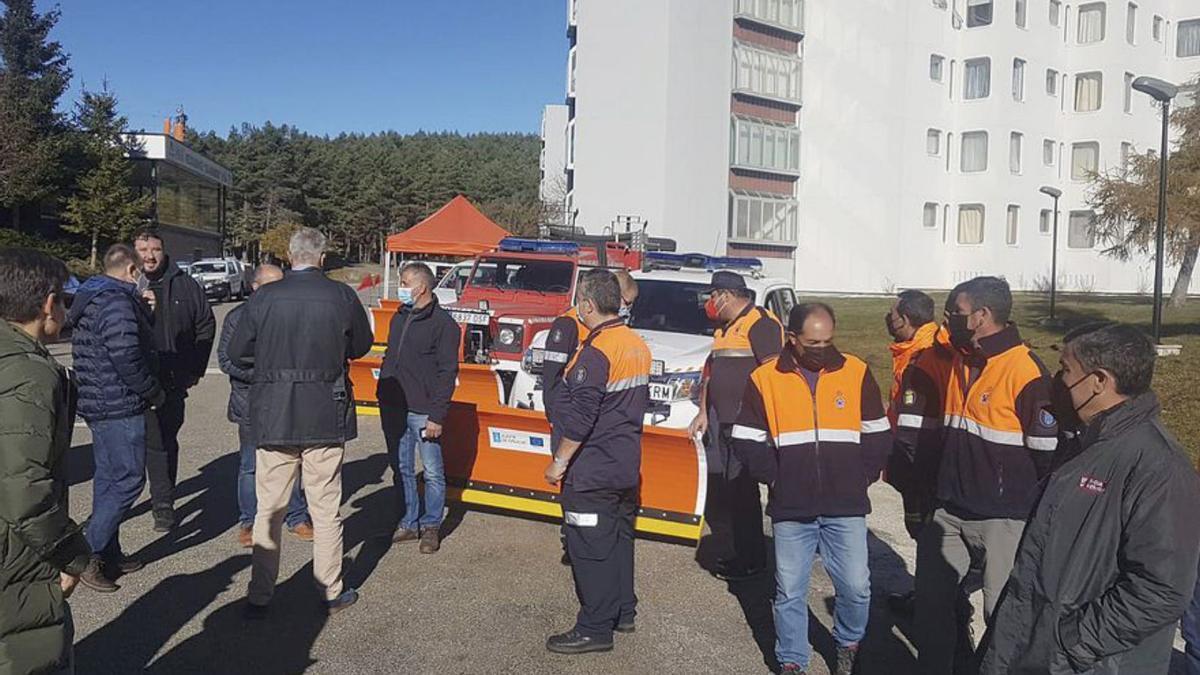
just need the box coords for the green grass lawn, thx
[818,293,1200,462]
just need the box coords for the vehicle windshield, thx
[468,257,573,293]
[628,280,717,337]
[190,262,227,274]
[440,263,488,292]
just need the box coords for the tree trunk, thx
[1169,239,1198,307]
[90,230,99,270]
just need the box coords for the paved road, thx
[51,296,1174,674]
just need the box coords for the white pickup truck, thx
[508,254,796,428]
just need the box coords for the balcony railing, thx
[732,42,803,105]
[734,0,804,35]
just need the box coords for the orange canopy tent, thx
[385,195,511,256]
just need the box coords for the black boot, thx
[546,629,613,654]
[152,507,176,532]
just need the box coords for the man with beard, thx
[133,228,215,532]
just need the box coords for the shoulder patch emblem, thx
[903,389,916,406]
[979,390,991,405]
[1078,475,1107,495]
[1039,409,1057,428]
[574,366,588,384]
[834,392,846,409]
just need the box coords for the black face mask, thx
[946,313,975,352]
[1049,370,1099,432]
[797,344,838,372]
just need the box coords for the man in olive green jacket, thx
[0,249,92,675]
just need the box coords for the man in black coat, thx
[133,228,216,531]
[979,323,1200,674]
[377,262,460,554]
[227,227,372,617]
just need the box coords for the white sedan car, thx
[509,265,796,428]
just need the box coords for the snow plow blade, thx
[349,359,706,541]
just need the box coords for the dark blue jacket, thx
[68,275,163,422]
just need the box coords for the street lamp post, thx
[1039,186,1063,321]
[1131,76,1178,344]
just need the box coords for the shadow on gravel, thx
[130,453,240,565]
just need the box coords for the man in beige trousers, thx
[227,228,373,617]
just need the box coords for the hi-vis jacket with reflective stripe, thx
[552,318,652,491]
[731,346,891,520]
[706,304,783,424]
[544,307,590,424]
[886,333,954,500]
[938,324,1058,520]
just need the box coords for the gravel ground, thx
[51,299,1184,674]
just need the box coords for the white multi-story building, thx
[539,104,570,225]
[547,0,1200,293]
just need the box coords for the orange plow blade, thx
[350,360,706,541]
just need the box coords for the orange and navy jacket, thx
[543,307,590,424]
[937,324,1058,520]
[731,346,891,520]
[551,318,651,491]
[886,323,954,499]
[705,304,783,424]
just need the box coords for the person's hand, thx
[545,457,568,486]
[423,420,443,440]
[688,411,708,439]
[60,573,79,598]
[141,290,156,311]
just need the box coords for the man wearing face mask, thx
[688,270,782,581]
[915,275,1058,675]
[543,269,651,654]
[979,322,1200,674]
[732,302,890,675]
[377,262,460,554]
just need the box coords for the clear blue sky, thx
[51,1,567,137]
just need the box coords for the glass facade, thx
[132,159,224,235]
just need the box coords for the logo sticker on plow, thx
[488,427,552,455]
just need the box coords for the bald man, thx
[218,264,311,547]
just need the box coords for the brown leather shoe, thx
[238,525,253,548]
[80,557,118,593]
[392,527,419,543]
[288,522,314,542]
[419,528,440,554]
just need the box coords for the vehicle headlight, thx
[494,324,524,353]
[498,327,517,346]
[666,370,703,402]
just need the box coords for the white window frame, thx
[1012,58,1026,101]
[734,0,805,33]
[728,190,799,245]
[1039,209,1053,235]
[1068,210,1097,249]
[930,54,946,82]
[730,116,802,175]
[923,202,939,229]
[1179,19,1200,58]
[961,131,989,173]
[967,0,994,27]
[957,204,986,245]
[1071,141,1100,181]
[1043,139,1056,166]
[1124,72,1134,113]
[1006,205,1020,245]
[1126,3,1138,45]
[1074,71,1104,113]
[1010,132,1023,174]
[1050,0,1062,26]
[1046,68,1059,96]
[1077,2,1107,44]
[927,128,943,156]
[964,57,991,100]
[1120,141,1133,174]
[1152,15,1163,42]
[732,43,803,104]
[1016,0,1027,28]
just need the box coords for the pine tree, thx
[0,0,71,230]
[62,84,151,268]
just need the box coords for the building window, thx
[1153,15,1164,41]
[964,58,991,99]
[730,117,801,174]
[1010,132,1023,174]
[1050,0,1062,26]
[1126,3,1137,44]
[1068,210,1097,248]
[729,191,799,244]
[961,131,989,172]
[1016,0,1027,27]
[1075,72,1103,112]
[927,128,942,156]
[967,0,993,27]
[1124,72,1134,113]
[1012,58,1026,101]
[735,0,805,32]
[1046,69,1059,96]
[924,202,939,228]
[1006,205,1020,245]
[946,132,954,171]
[732,43,803,104]
[1120,142,1133,174]
[958,204,985,244]
[1078,3,1106,43]
[1043,139,1056,166]
[1040,209,1053,234]
[933,0,948,8]
[930,54,946,81]
[1072,141,1100,180]
[1180,19,1200,58]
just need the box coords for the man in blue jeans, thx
[733,304,890,674]
[218,264,311,547]
[377,262,460,554]
[68,244,166,592]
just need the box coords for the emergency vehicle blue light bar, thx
[498,238,579,255]
[644,252,762,272]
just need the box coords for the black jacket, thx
[67,275,163,421]
[376,298,460,424]
[217,304,253,425]
[147,258,215,392]
[979,393,1200,674]
[226,268,373,447]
